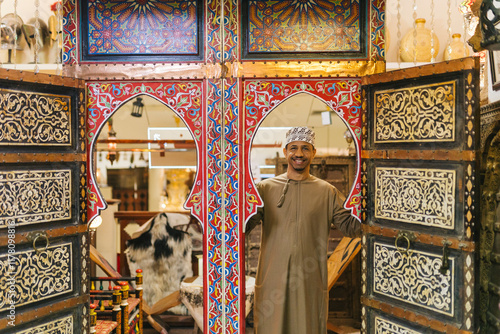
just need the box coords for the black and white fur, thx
[126,213,193,314]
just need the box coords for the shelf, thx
[386,61,437,71]
[0,63,61,74]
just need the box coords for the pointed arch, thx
[242,79,362,229]
[86,81,206,227]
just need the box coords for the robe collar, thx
[276,174,313,207]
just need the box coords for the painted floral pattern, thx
[86,0,199,55]
[248,0,361,53]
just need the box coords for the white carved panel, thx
[373,242,455,316]
[375,167,455,229]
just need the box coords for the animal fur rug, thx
[126,212,193,314]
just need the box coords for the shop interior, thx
[1,0,499,333]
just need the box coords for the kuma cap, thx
[285,126,315,147]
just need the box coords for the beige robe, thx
[246,173,361,334]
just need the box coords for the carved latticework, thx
[373,242,454,315]
[374,317,420,334]
[0,243,73,311]
[374,82,456,143]
[0,89,72,146]
[16,315,73,334]
[361,59,480,333]
[0,170,72,228]
[375,167,455,228]
[0,69,87,332]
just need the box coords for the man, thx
[246,126,361,334]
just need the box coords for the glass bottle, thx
[400,18,439,62]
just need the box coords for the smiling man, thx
[246,126,362,334]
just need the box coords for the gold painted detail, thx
[68,61,386,80]
[235,60,385,78]
[375,316,419,334]
[0,169,72,228]
[0,243,73,311]
[373,242,454,316]
[16,315,73,334]
[374,81,456,143]
[375,167,455,229]
[0,89,72,146]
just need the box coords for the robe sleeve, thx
[245,182,264,234]
[331,187,362,238]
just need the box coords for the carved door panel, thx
[360,58,480,333]
[0,69,89,333]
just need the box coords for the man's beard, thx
[291,161,307,171]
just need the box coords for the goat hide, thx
[126,212,193,314]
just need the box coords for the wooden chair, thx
[90,244,183,333]
[90,286,121,334]
[89,269,144,334]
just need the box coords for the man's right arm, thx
[245,206,263,234]
[245,182,264,234]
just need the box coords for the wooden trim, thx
[238,60,385,78]
[63,61,386,81]
[362,57,479,85]
[361,150,476,161]
[362,225,475,251]
[0,68,85,88]
[361,297,473,334]
[114,211,162,220]
[114,211,190,219]
[0,153,86,163]
[0,295,88,328]
[0,224,87,245]
[64,63,210,81]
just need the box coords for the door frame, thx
[67,0,387,332]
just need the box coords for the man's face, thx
[283,141,316,172]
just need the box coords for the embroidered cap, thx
[285,126,315,147]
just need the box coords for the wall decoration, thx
[222,0,239,62]
[63,0,78,64]
[80,0,203,62]
[222,78,241,333]
[205,78,223,333]
[241,0,367,59]
[370,0,385,61]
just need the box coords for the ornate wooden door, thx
[65,0,385,333]
[360,58,480,333]
[0,69,89,333]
